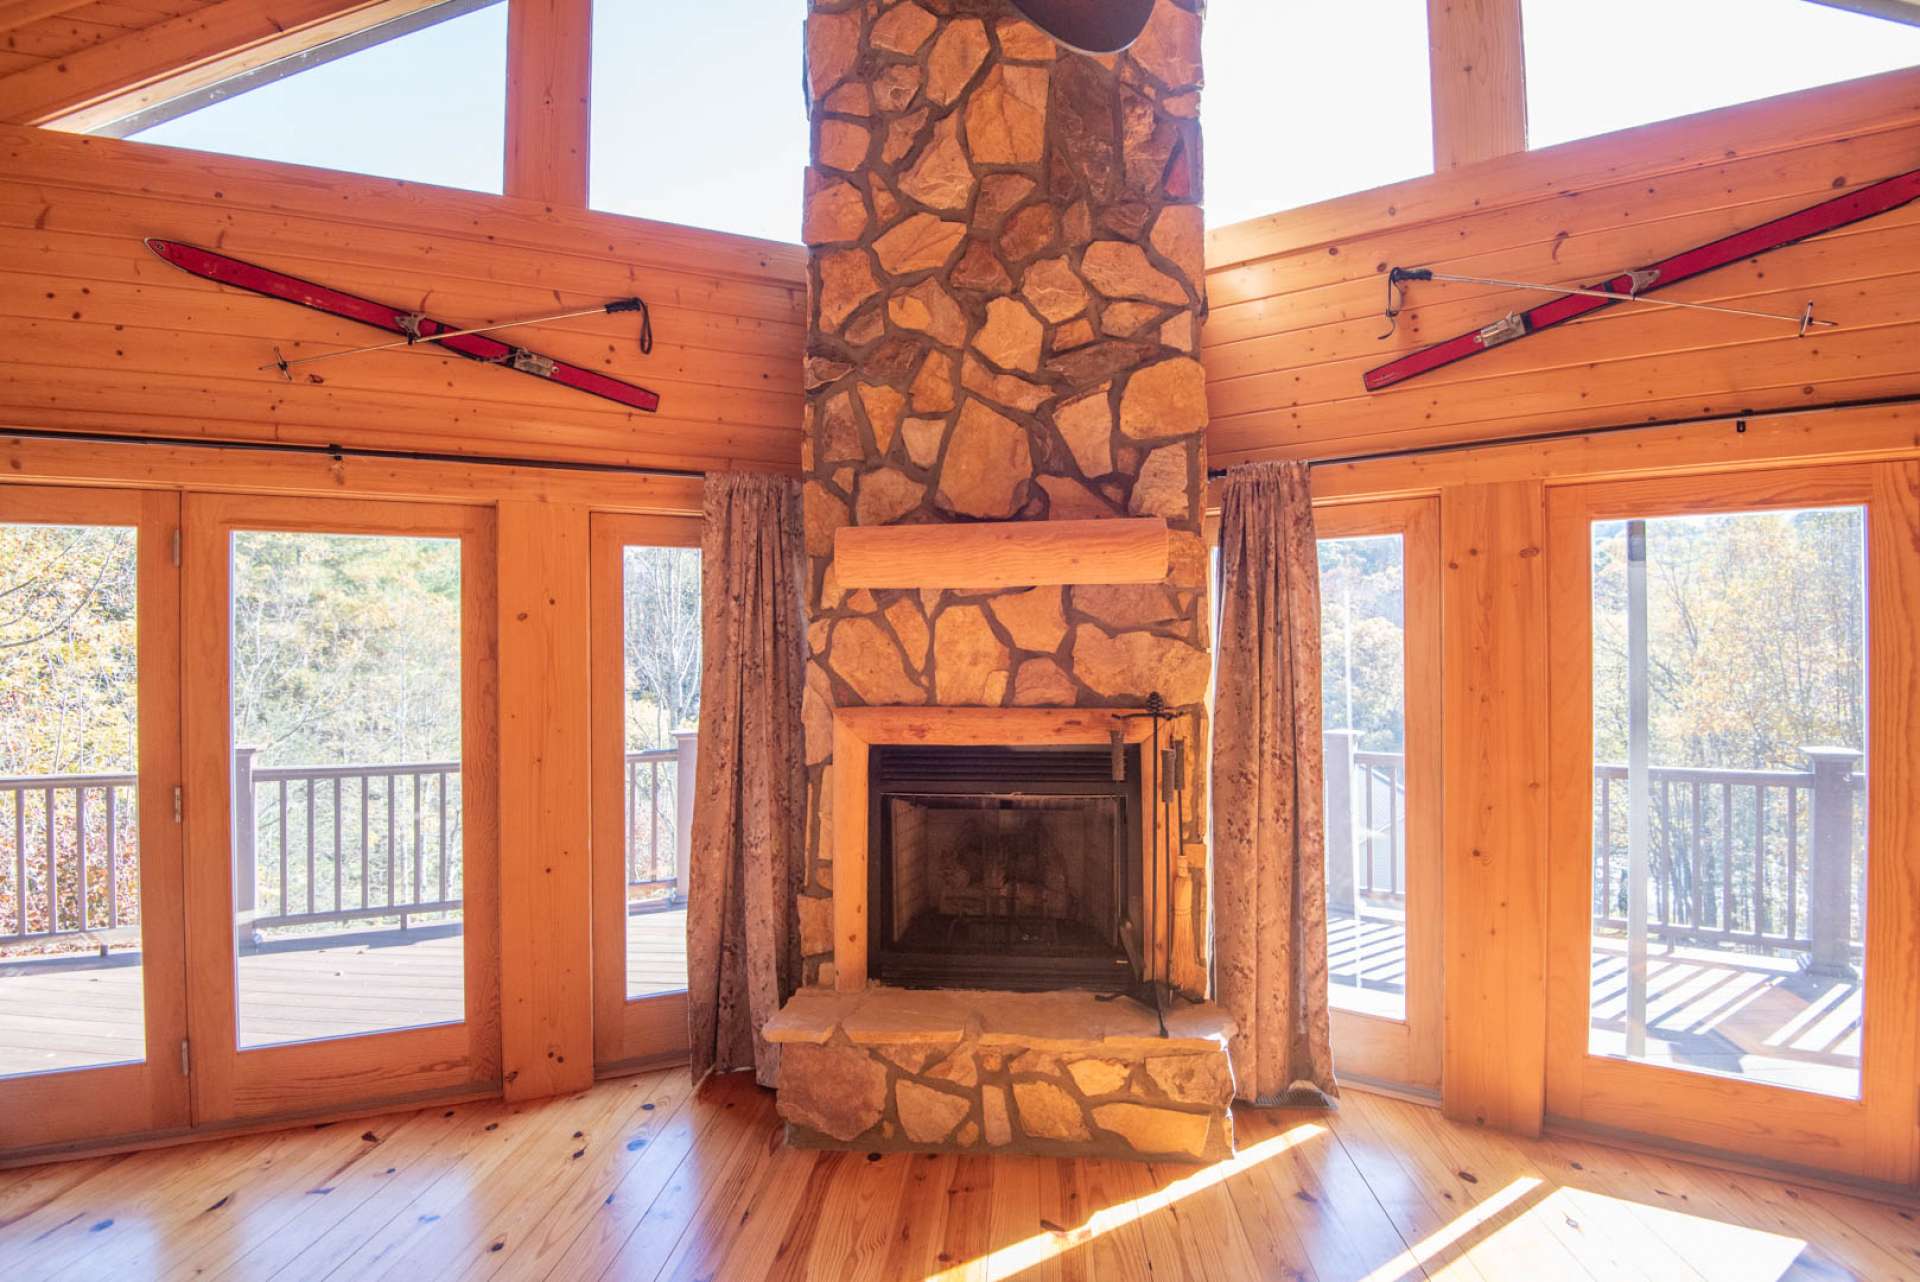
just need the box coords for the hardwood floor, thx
[2,1070,1914,1281]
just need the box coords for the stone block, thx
[897,1080,972,1143]
[1013,1080,1089,1141]
[1091,1102,1211,1159]
[1068,1058,1131,1096]
[778,1043,885,1142]
[1146,1054,1235,1108]
[987,586,1066,653]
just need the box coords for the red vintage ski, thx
[1364,165,1920,393]
[146,239,660,413]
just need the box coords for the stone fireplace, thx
[774,0,1230,1161]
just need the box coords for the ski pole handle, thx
[604,297,653,354]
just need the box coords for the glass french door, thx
[1313,498,1442,1091]
[180,494,499,1124]
[1545,465,1920,1184]
[589,513,700,1071]
[0,487,189,1153]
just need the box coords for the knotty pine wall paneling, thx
[0,124,806,473]
[1202,66,1920,468]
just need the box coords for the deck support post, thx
[673,730,697,906]
[233,746,258,921]
[1804,746,1861,979]
[1325,729,1359,911]
[1625,519,1650,1059]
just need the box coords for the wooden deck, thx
[0,909,688,1078]
[1330,907,1864,1097]
[2,1069,1914,1281]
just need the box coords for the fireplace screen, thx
[868,744,1142,992]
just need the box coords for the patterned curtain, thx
[1211,460,1338,1105]
[687,472,807,1086]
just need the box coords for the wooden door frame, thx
[1315,497,1444,1092]
[1543,462,1920,1185]
[180,492,501,1125]
[589,511,701,1072]
[0,486,189,1154]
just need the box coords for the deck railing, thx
[1325,734,1867,968]
[233,748,463,936]
[1,733,698,949]
[0,771,139,945]
[626,731,697,906]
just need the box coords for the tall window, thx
[590,3,807,241]
[619,545,701,997]
[229,531,465,1046]
[1203,1,1432,226]
[1317,535,1409,1021]
[1588,507,1867,1097]
[118,3,508,194]
[0,523,143,1077]
[1525,0,1920,149]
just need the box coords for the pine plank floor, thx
[2,1071,1914,1281]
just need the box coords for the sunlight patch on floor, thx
[921,1121,1328,1282]
[1349,1175,1811,1282]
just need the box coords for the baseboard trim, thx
[1544,1113,1919,1210]
[1,1080,501,1170]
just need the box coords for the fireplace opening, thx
[868,744,1143,992]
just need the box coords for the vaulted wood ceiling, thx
[0,0,446,131]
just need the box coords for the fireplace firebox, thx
[868,744,1143,992]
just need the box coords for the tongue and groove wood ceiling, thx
[0,0,446,131]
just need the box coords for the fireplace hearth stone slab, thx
[765,986,1236,1162]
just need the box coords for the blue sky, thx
[129,0,1920,242]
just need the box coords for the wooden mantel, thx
[833,518,1169,590]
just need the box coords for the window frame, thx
[589,511,702,1074]
[1542,462,1920,1183]
[180,491,501,1126]
[1314,496,1443,1091]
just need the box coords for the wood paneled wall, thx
[0,124,806,472]
[1202,66,1920,469]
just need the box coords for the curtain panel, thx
[686,472,808,1086]
[1211,460,1338,1105]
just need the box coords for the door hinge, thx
[173,785,183,824]
[171,527,181,567]
[180,1038,190,1077]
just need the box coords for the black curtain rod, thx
[0,427,708,481]
[1204,390,1920,480]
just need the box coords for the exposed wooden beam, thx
[0,0,445,130]
[1427,0,1528,169]
[1440,478,1549,1135]
[504,0,591,206]
[0,0,91,36]
[497,498,596,1100]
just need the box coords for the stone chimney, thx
[797,0,1212,994]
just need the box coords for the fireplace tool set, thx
[1108,691,1186,1038]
